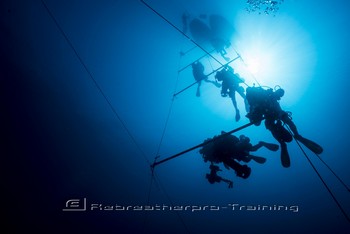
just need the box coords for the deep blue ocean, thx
[2,0,350,233]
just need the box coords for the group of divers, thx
[191,60,324,188]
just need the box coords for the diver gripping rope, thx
[173,55,243,97]
[140,0,260,90]
[151,119,262,168]
[178,49,216,73]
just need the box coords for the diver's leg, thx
[250,142,263,151]
[259,142,279,151]
[230,92,240,121]
[196,81,201,97]
[282,113,299,136]
[221,53,230,61]
[237,86,246,99]
[204,78,221,88]
[246,155,266,164]
[251,141,279,152]
[271,131,291,168]
[265,119,291,167]
[281,113,323,154]
[237,86,250,112]
[219,48,230,61]
[240,156,251,163]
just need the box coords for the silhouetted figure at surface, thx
[182,13,234,61]
[246,86,324,168]
[192,61,221,97]
[206,164,233,188]
[200,131,279,180]
[208,14,233,61]
[182,12,189,34]
[215,66,249,121]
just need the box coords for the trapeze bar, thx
[151,119,261,168]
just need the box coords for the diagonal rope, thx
[43,0,191,230]
[178,49,216,73]
[152,119,262,168]
[152,171,191,234]
[140,0,223,67]
[287,127,350,223]
[143,42,190,233]
[180,45,197,57]
[143,170,191,234]
[314,154,350,192]
[40,0,151,165]
[207,55,214,73]
[145,55,181,207]
[231,46,261,87]
[173,55,242,97]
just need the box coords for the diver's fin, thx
[294,135,323,154]
[247,155,266,164]
[196,88,200,97]
[260,141,279,151]
[281,143,290,168]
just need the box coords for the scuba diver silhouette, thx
[200,131,279,183]
[192,61,221,97]
[182,13,234,61]
[246,86,323,167]
[215,66,249,121]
